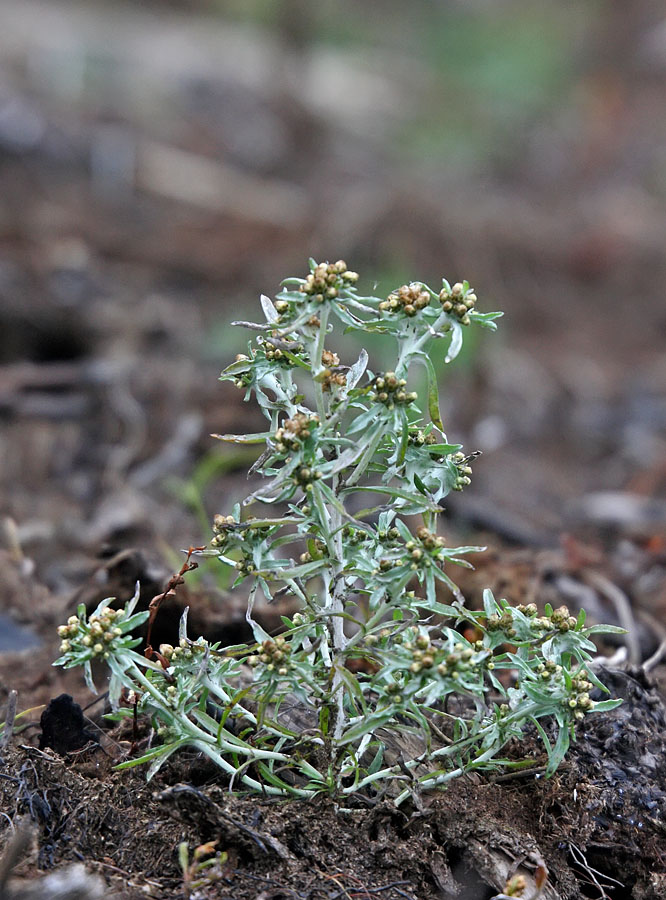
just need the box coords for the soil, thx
[2,3,666,897]
[1,665,666,899]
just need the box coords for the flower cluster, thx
[369,525,448,578]
[159,637,208,666]
[532,660,596,721]
[369,371,418,407]
[54,588,149,698]
[256,334,304,365]
[413,525,446,552]
[292,465,323,489]
[403,634,485,679]
[566,671,596,720]
[375,627,492,714]
[299,538,326,563]
[248,635,292,677]
[403,526,446,570]
[319,349,346,391]
[378,283,431,317]
[342,525,372,546]
[408,427,438,447]
[234,552,257,577]
[487,610,522,638]
[486,602,577,640]
[274,413,319,454]
[58,608,124,660]
[449,450,474,491]
[298,259,358,302]
[210,514,237,550]
[547,604,579,633]
[439,281,477,325]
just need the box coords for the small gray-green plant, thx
[54,260,622,804]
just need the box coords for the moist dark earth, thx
[2,3,666,897]
[1,666,666,899]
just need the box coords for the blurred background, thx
[1,0,665,657]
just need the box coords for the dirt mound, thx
[1,666,665,899]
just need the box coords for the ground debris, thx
[2,673,666,900]
[0,821,104,900]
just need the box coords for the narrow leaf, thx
[347,348,369,390]
[260,294,279,323]
[445,321,463,363]
[211,432,272,444]
[421,353,445,430]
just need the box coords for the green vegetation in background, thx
[167,448,260,539]
[401,5,583,167]
[213,0,587,168]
